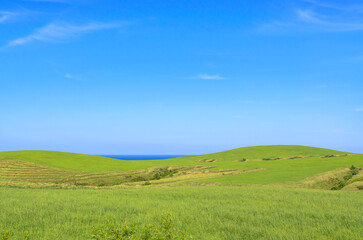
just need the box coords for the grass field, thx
[0,145,362,239]
[1,186,362,240]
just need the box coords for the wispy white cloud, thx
[302,0,363,12]
[355,107,363,112]
[64,73,81,80]
[193,73,225,80]
[0,11,15,23]
[6,21,125,47]
[258,1,363,33]
[23,0,69,3]
[65,73,73,79]
[296,9,363,31]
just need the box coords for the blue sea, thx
[100,155,191,160]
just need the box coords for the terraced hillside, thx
[0,145,362,189]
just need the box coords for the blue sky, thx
[0,0,362,154]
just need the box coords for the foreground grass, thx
[0,186,362,239]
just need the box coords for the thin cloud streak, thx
[303,0,363,12]
[23,0,69,3]
[193,73,225,80]
[65,73,73,79]
[355,107,363,112]
[258,0,363,33]
[6,21,125,47]
[64,73,81,80]
[0,11,15,23]
[297,9,363,31]
[259,9,363,33]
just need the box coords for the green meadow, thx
[0,145,362,239]
[1,187,363,240]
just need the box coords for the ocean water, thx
[100,155,191,160]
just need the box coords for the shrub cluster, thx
[0,230,30,240]
[91,213,192,240]
[330,165,360,190]
[236,158,246,162]
[151,168,178,181]
[262,157,280,161]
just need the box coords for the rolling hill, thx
[0,145,361,189]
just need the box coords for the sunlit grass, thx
[0,186,362,239]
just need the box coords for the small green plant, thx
[152,172,161,180]
[357,185,363,190]
[23,231,31,240]
[350,165,359,175]
[91,213,191,240]
[0,230,13,240]
[92,219,136,240]
[330,177,346,190]
[144,181,151,186]
[0,230,31,240]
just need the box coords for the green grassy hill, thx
[0,150,128,171]
[173,145,349,162]
[0,145,349,170]
[0,145,361,189]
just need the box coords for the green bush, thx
[0,230,30,240]
[91,213,192,240]
[0,230,13,240]
[349,165,356,171]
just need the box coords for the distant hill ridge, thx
[181,145,349,162]
[0,145,350,172]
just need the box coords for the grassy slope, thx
[0,146,362,185]
[0,150,133,171]
[0,186,362,240]
[172,145,349,162]
[0,145,349,171]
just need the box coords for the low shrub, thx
[330,166,361,190]
[91,213,192,240]
[262,157,280,161]
[237,158,246,162]
[0,230,13,240]
[0,230,30,240]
